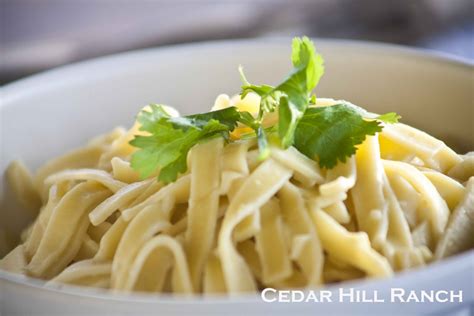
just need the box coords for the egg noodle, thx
[1,95,473,295]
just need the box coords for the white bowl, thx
[1,39,473,315]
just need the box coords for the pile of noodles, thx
[1,96,473,295]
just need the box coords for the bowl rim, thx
[1,37,473,303]
[1,36,472,96]
[1,250,473,303]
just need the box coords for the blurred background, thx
[1,0,473,84]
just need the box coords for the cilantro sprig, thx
[294,105,382,168]
[239,36,324,156]
[130,105,246,183]
[130,37,400,183]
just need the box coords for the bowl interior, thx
[1,38,473,315]
[1,38,473,269]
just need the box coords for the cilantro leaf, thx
[184,107,242,130]
[294,104,382,168]
[130,105,240,183]
[277,37,324,147]
[329,101,400,125]
[375,112,401,124]
[239,36,324,150]
[158,154,188,183]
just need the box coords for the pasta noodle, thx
[383,160,450,242]
[5,161,42,213]
[28,182,110,279]
[351,135,389,249]
[185,137,223,291]
[1,96,472,296]
[203,253,227,294]
[255,198,293,284]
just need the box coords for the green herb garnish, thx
[240,36,324,150]
[130,105,246,183]
[294,105,382,169]
[130,37,399,183]
[375,112,402,124]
